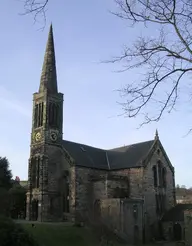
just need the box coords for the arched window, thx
[31,157,40,189]
[49,103,59,127]
[56,105,60,127]
[53,104,57,126]
[31,158,36,189]
[34,105,38,128]
[34,102,44,128]
[152,166,157,187]
[162,167,166,188]
[157,161,162,187]
[49,103,53,126]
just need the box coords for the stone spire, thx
[39,24,58,94]
[155,129,159,140]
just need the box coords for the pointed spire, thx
[39,24,58,94]
[155,129,159,140]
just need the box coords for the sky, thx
[0,0,191,187]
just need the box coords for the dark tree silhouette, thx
[0,157,12,190]
[0,157,12,215]
[109,0,192,125]
[9,185,26,219]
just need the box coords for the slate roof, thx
[162,204,192,222]
[62,139,154,170]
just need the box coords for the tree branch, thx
[108,0,192,125]
[20,0,49,29]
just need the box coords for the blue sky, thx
[0,0,191,186]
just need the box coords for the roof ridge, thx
[62,139,105,151]
[62,138,155,170]
[108,139,154,151]
[63,139,154,152]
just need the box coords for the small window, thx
[157,149,160,155]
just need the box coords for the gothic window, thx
[34,105,38,128]
[34,103,44,128]
[31,157,40,189]
[156,193,166,215]
[156,161,166,188]
[53,104,57,126]
[153,166,157,187]
[56,105,60,127]
[49,103,59,128]
[49,103,53,126]
[40,102,44,126]
[31,158,36,189]
[157,161,162,187]
[162,167,166,188]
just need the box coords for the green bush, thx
[0,216,38,246]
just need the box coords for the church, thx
[26,25,176,243]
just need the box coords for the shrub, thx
[0,216,38,246]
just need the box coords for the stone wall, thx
[142,141,175,240]
[162,221,185,241]
[184,209,192,246]
[100,198,144,244]
[73,166,130,221]
[27,144,72,222]
[45,145,70,221]
[112,168,144,199]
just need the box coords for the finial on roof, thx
[39,23,58,94]
[155,129,159,140]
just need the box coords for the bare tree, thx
[110,0,192,125]
[21,0,49,28]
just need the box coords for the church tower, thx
[26,25,64,221]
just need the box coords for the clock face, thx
[50,131,58,142]
[35,132,41,142]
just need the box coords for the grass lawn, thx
[22,223,100,246]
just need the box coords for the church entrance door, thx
[173,223,182,241]
[32,199,38,221]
